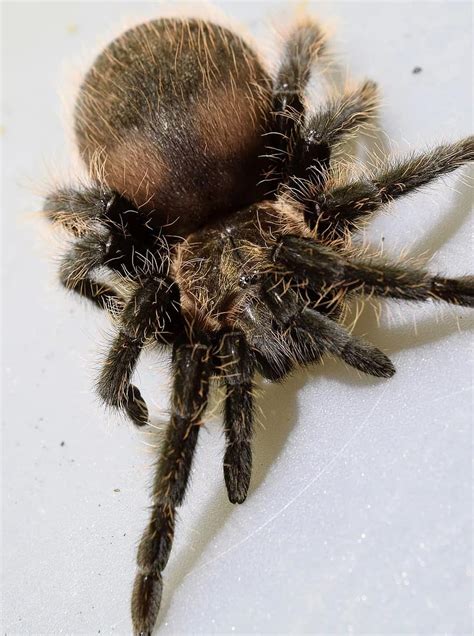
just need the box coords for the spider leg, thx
[218,332,255,504]
[264,20,326,189]
[289,80,379,184]
[238,302,296,381]
[131,342,211,635]
[307,136,474,236]
[97,331,149,426]
[275,235,474,307]
[97,278,180,427]
[48,187,167,305]
[43,184,109,236]
[263,280,394,377]
[48,186,127,311]
[273,19,326,118]
[59,235,124,311]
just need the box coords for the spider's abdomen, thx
[75,18,272,237]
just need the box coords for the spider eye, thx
[239,273,258,288]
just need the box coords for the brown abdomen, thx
[75,18,272,237]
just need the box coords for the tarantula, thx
[43,15,473,635]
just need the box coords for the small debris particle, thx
[123,533,126,537]
[60,441,65,447]
[0,125,5,136]
[67,23,78,34]
[412,66,422,74]
[113,488,121,493]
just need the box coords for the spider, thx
[43,15,473,635]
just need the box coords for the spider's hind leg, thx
[265,19,326,188]
[273,19,326,118]
[267,19,379,193]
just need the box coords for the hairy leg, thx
[47,186,166,304]
[264,281,394,377]
[218,332,255,504]
[289,80,379,185]
[131,342,211,635]
[273,19,326,116]
[97,331,149,426]
[306,136,474,236]
[263,19,326,190]
[59,235,124,311]
[43,184,110,236]
[275,235,474,307]
[96,278,181,426]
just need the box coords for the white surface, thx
[2,2,473,634]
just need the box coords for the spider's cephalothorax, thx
[43,15,474,635]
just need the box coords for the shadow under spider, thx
[155,152,473,629]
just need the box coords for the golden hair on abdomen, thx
[75,18,272,236]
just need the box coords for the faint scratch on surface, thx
[432,386,471,402]
[188,379,393,578]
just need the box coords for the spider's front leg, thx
[131,341,211,635]
[303,136,474,237]
[97,277,180,426]
[217,332,255,504]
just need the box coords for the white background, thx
[2,2,473,634]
